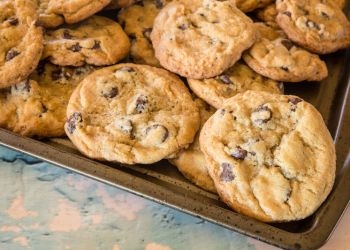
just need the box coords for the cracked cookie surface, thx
[0,62,95,137]
[118,0,170,66]
[170,98,216,193]
[38,0,111,26]
[188,61,283,109]
[200,91,336,222]
[150,0,256,79]
[243,23,328,82]
[276,0,350,54]
[42,16,130,66]
[0,0,44,88]
[65,64,200,165]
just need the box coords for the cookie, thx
[37,0,64,28]
[255,4,279,29]
[276,0,350,54]
[200,91,336,222]
[0,0,44,88]
[118,0,170,66]
[188,61,283,109]
[170,99,217,193]
[150,0,257,79]
[0,62,95,137]
[235,0,274,13]
[42,0,112,25]
[105,0,138,10]
[243,23,328,82]
[65,64,200,165]
[42,16,130,66]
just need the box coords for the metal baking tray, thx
[1,8,350,250]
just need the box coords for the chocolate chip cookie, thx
[65,64,200,165]
[170,98,217,193]
[118,0,170,66]
[42,16,130,66]
[188,61,283,109]
[40,0,111,26]
[243,23,328,82]
[236,0,274,13]
[276,0,350,54]
[200,91,336,222]
[0,0,44,88]
[150,0,257,79]
[0,62,95,137]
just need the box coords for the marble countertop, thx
[0,145,349,250]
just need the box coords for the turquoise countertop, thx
[0,145,348,250]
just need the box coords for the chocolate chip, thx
[283,11,292,17]
[219,75,232,84]
[288,97,302,105]
[51,69,62,80]
[220,163,235,182]
[178,24,188,30]
[7,17,18,26]
[143,28,152,42]
[321,12,329,19]
[91,40,101,49]
[230,146,248,160]
[281,66,289,72]
[281,39,293,50]
[36,61,46,75]
[6,49,20,61]
[306,20,320,30]
[135,95,148,113]
[69,43,81,52]
[67,112,82,134]
[154,0,163,8]
[252,105,272,125]
[63,30,72,39]
[41,103,48,113]
[119,66,135,72]
[145,124,169,143]
[103,87,118,98]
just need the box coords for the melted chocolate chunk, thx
[288,97,302,105]
[63,30,72,39]
[67,112,82,134]
[145,124,169,143]
[219,75,232,84]
[69,43,82,52]
[135,95,148,113]
[220,163,235,182]
[91,40,101,49]
[281,39,293,50]
[103,87,118,98]
[7,17,18,26]
[6,49,20,61]
[36,61,46,75]
[231,146,248,160]
[252,105,272,125]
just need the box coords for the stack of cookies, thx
[1,0,348,222]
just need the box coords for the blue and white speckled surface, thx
[0,145,348,250]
